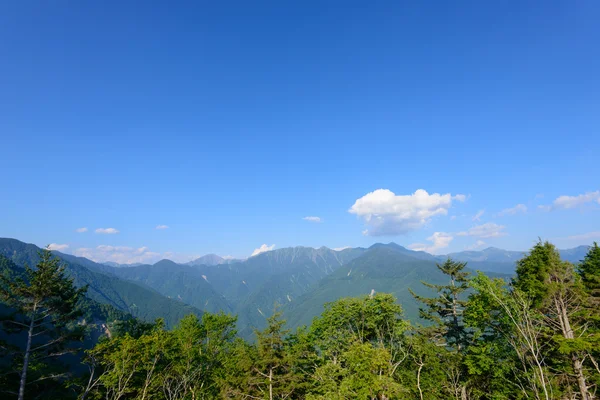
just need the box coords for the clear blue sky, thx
[1,1,599,263]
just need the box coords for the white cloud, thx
[333,246,351,251]
[541,190,600,211]
[558,231,600,242]
[156,225,169,230]
[472,210,485,222]
[48,243,69,251]
[450,215,457,221]
[251,244,275,257]
[465,240,486,250]
[457,223,507,238]
[222,255,235,260]
[303,216,322,223]
[73,245,162,264]
[349,189,466,236]
[496,204,527,217]
[95,228,119,234]
[75,227,88,233]
[408,232,453,254]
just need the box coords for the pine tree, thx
[513,240,594,400]
[0,248,86,400]
[253,309,296,400]
[410,258,470,350]
[579,242,600,303]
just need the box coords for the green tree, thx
[579,242,600,302]
[253,309,297,400]
[0,248,86,400]
[513,240,595,400]
[410,258,470,351]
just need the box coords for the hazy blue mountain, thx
[0,238,202,328]
[559,245,592,263]
[370,242,439,261]
[102,261,144,268]
[185,254,225,266]
[443,245,593,274]
[106,259,233,314]
[445,247,525,262]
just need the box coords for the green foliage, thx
[0,249,87,400]
[2,239,599,400]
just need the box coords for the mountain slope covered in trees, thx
[0,239,202,328]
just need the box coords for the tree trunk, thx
[18,305,37,400]
[417,362,424,400]
[555,297,591,400]
[269,367,273,400]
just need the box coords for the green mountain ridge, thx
[0,238,202,328]
[283,245,510,331]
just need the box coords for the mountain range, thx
[0,237,593,338]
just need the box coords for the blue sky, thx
[1,1,599,263]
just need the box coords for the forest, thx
[1,240,599,400]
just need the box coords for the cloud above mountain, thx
[458,223,506,238]
[95,228,119,234]
[408,231,453,254]
[465,240,486,250]
[251,244,275,257]
[540,190,600,211]
[75,227,88,233]
[48,243,69,251]
[156,225,169,230]
[349,189,466,236]
[73,245,161,264]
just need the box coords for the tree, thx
[253,309,296,400]
[410,258,470,351]
[513,240,595,400]
[579,242,600,303]
[0,248,86,400]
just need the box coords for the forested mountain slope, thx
[0,239,202,328]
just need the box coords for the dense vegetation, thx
[1,241,599,399]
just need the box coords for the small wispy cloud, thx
[95,228,119,234]
[472,210,485,222]
[458,223,507,238]
[75,227,88,233]
[303,216,322,223]
[540,190,600,211]
[251,244,275,257]
[496,204,527,217]
[557,231,600,242]
[48,243,69,251]
[465,240,486,250]
[156,225,169,230]
[333,246,351,251]
[408,232,454,254]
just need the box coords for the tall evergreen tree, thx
[410,258,470,350]
[513,240,594,400]
[253,309,296,400]
[579,242,600,303]
[0,248,86,400]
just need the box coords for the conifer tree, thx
[513,240,594,400]
[410,258,470,350]
[0,248,86,400]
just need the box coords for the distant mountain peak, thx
[186,253,225,267]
